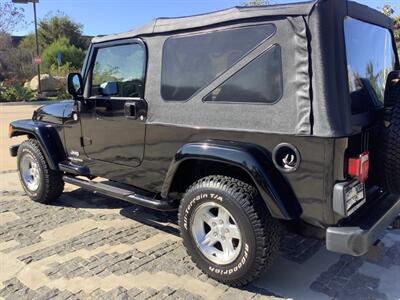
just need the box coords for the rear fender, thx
[9,120,66,170]
[162,141,302,220]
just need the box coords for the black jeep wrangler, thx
[9,0,400,286]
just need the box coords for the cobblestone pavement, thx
[0,169,399,300]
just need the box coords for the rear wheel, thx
[178,175,281,286]
[380,76,400,194]
[392,216,400,230]
[17,139,64,203]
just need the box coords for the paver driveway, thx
[0,104,399,300]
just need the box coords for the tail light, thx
[348,151,369,183]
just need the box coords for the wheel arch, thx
[9,120,66,170]
[162,141,302,220]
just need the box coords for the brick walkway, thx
[0,170,399,300]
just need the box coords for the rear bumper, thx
[326,192,400,256]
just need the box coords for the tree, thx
[0,32,35,81]
[240,0,272,6]
[0,0,26,34]
[39,13,87,49]
[20,12,89,52]
[381,4,400,56]
[19,32,47,52]
[382,4,395,16]
[41,37,85,72]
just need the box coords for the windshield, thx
[344,17,396,114]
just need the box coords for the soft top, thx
[89,0,396,138]
[92,0,318,44]
[92,0,392,44]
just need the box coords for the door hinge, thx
[80,137,92,147]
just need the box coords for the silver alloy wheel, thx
[20,153,40,191]
[191,202,242,265]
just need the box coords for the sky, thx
[11,0,399,37]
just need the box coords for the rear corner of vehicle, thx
[319,0,400,256]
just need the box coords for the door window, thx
[91,43,146,98]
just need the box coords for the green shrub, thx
[49,62,81,78]
[0,85,34,102]
[50,62,71,77]
[55,90,71,100]
[42,37,85,73]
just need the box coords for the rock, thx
[53,76,67,91]
[30,74,59,92]
[23,81,30,89]
[40,91,58,97]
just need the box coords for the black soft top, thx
[88,0,396,138]
[91,1,317,43]
[92,0,392,44]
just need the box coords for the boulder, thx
[53,76,67,91]
[30,74,59,92]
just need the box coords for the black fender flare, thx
[161,141,302,220]
[9,120,66,170]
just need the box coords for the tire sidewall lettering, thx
[208,243,250,275]
[183,189,252,276]
[183,192,223,230]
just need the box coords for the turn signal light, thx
[348,151,369,183]
[8,124,13,138]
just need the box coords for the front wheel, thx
[178,175,281,286]
[17,139,64,203]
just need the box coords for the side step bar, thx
[63,176,178,211]
[59,161,90,176]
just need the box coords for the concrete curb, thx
[0,100,62,106]
[0,170,17,174]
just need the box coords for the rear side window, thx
[203,45,282,103]
[344,17,396,114]
[161,24,276,101]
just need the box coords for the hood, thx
[34,100,74,124]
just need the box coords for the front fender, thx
[9,120,66,170]
[162,141,302,220]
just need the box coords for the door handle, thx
[124,102,137,119]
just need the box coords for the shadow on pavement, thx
[48,188,400,300]
[55,188,181,237]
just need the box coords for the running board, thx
[59,161,90,176]
[63,176,178,211]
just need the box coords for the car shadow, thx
[51,188,323,297]
[55,188,181,237]
[51,188,399,299]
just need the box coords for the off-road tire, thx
[178,175,281,286]
[391,216,400,230]
[17,139,64,203]
[380,79,400,194]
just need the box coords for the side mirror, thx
[100,81,119,96]
[67,73,83,98]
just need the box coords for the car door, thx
[80,39,147,167]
